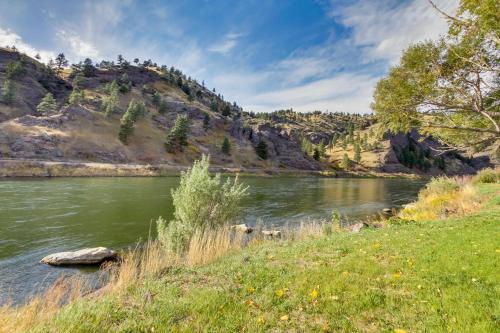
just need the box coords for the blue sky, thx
[0,0,457,113]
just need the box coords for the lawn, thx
[30,184,499,332]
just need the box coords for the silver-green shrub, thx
[157,155,248,253]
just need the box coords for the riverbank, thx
[0,158,424,179]
[1,173,498,332]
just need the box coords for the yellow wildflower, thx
[310,289,318,299]
[280,314,289,321]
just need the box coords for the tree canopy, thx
[372,0,499,153]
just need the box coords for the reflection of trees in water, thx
[320,179,387,209]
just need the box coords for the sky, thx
[0,0,458,114]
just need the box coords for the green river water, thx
[0,176,426,303]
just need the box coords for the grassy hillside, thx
[2,176,498,332]
[0,47,488,176]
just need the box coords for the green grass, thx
[33,185,499,332]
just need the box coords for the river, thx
[0,176,426,303]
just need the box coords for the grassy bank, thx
[1,175,498,332]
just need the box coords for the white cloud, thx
[208,32,243,55]
[333,0,459,63]
[0,28,56,63]
[56,30,100,60]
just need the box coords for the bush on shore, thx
[157,154,248,253]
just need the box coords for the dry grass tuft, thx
[399,176,482,221]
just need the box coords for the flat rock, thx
[262,230,281,238]
[347,222,367,233]
[40,247,117,266]
[231,224,253,233]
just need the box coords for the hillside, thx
[0,48,491,176]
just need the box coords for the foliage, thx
[203,112,210,131]
[255,139,268,160]
[472,168,500,184]
[372,1,500,151]
[118,73,132,93]
[18,183,499,332]
[165,114,190,152]
[222,104,231,117]
[53,53,68,74]
[301,137,313,155]
[157,155,248,253]
[36,93,57,115]
[68,89,85,105]
[118,100,146,144]
[1,79,15,105]
[102,80,120,117]
[353,143,361,163]
[72,74,85,90]
[340,153,351,169]
[317,139,326,157]
[5,61,25,79]
[221,137,231,155]
[152,91,161,107]
[312,148,320,161]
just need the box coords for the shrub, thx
[5,61,25,79]
[221,137,231,155]
[420,176,461,198]
[118,100,146,143]
[157,155,248,253]
[472,168,500,184]
[1,79,15,104]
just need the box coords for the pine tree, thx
[210,98,218,112]
[203,112,210,131]
[313,148,320,161]
[165,114,190,152]
[222,103,231,117]
[54,53,68,74]
[340,153,351,169]
[72,73,85,90]
[331,133,339,147]
[354,143,361,163]
[255,139,268,160]
[118,100,146,143]
[82,58,95,77]
[118,110,135,144]
[36,93,57,115]
[103,80,119,116]
[318,139,326,157]
[158,100,167,114]
[68,89,85,105]
[1,79,15,105]
[152,91,161,107]
[221,137,231,155]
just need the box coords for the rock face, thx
[40,247,117,266]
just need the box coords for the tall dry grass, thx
[0,221,333,332]
[399,175,482,221]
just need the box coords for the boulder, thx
[262,230,281,238]
[231,223,253,233]
[382,208,393,214]
[347,222,367,233]
[40,247,117,266]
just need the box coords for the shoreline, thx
[0,158,424,179]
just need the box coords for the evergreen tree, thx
[210,98,218,112]
[103,80,119,116]
[1,79,15,105]
[118,100,146,143]
[331,133,339,147]
[118,109,135,144]
[72,73,85,90]
[5,61,25,79]
[221,137,231,155]
[158,100,167,114]
[118,73,131,93]
[255,139,268,160]
[36,93,57,115]
[340,153,351,169]
[301,137,313,155]
[313,148,320,161]
[152,91,161,107]
[203,112,210,131]
[354,143,361,163]
[318,139,326,157]
[222,103,231,117]
[54,53,68,74]
[165,114,190,152]
[68,89,85,105]
[82,58,95,77]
